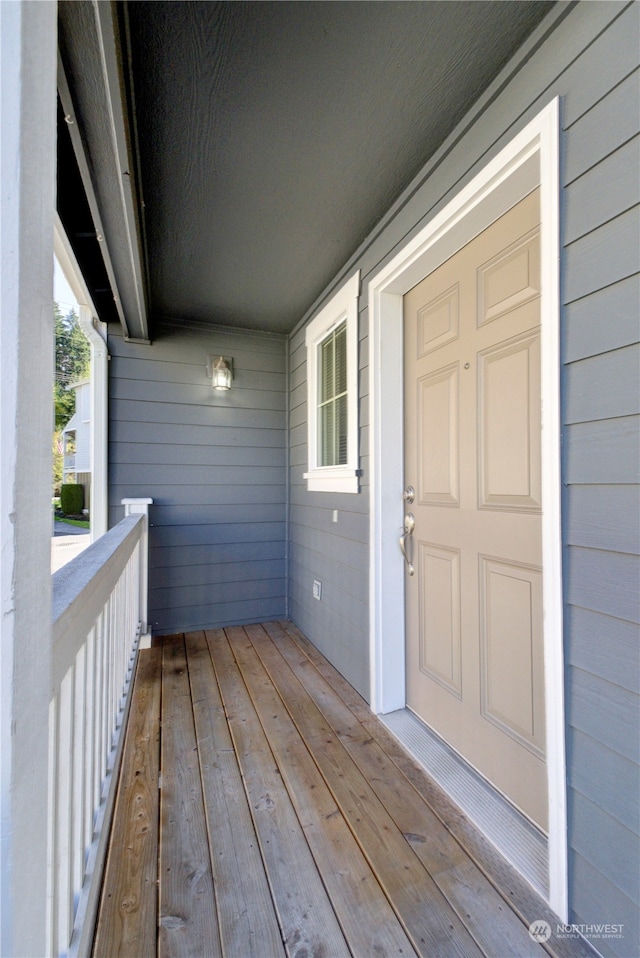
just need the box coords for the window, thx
[304,271,360,493]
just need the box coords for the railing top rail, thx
[52,514,145,670]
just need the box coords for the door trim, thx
[367,99,567,920]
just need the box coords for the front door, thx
[403,190,547,830]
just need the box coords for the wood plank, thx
[92,647,162,958]
[205,628,351,958]
[184,631,285,958]
[279,621,600,958]
[223,626,418,958]
[260,621,544,958]
[241,626,483,958]
[159,635,221,958]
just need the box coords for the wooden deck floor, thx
[92,621,595,958]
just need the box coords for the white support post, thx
[0,3,57,956]
[121,499,153,637]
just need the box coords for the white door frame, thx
[367,99,567,920]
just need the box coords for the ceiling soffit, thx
[59,1,556,338]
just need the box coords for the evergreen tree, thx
[54,303,90,430]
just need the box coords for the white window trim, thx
[304,271,360,493]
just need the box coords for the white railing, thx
[48,499,152,958]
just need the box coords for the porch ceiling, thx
[57,0,554,339]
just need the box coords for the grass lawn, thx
[56,517,90,529]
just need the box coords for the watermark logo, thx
[528,919,625,944]
[529,920,552,943]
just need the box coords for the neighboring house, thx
[2,2,638,956]
[62,378,91,510]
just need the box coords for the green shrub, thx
[60,483,83,516]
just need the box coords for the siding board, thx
[150,522,286,549]
[563,275,640,364]
[565,416,640,485]
[568,791,640,903]
[111,398,285,430]
[563,69,640,185]
[564,206,640,305]
[148,541,285,569]
[152,559,286,590]
[152,597,286,634]
[568,852,639,958]
[110,377,286,409]
[564,344,640,424]
[110,463,285,486]
[568,668,640,764]
[565,607,640,694]
[109,483,285,506]
[109,324,287,632]
[564,137,640,245]
[570,792,640,901]
[566,546,640,622]
[111,420,285,448]
[565,486,640,555]
[560,2,639,128]
[568,727,640,834]
[109,442,285,468]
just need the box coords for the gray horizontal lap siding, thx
[288,2,639,953]
[108,320,287,633]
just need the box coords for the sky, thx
[54,257,79,315]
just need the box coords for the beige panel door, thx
[403,190,547,830]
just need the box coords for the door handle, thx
[400,513,415,576]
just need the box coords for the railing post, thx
[121,499,153,636]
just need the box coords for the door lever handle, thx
[400,513,415,576]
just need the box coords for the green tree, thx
[54,303,90,430]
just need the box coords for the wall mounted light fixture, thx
[207,355,233,391]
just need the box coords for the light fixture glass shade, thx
[211,356,232,390]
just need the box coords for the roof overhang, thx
[57,0,149,341]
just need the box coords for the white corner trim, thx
[368,99,567,921]
[304,271,360,494]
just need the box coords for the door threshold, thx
[381,707,548,898]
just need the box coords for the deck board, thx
[261,620,539,958]
[208,627,350,958]
[244,623,482,958]
[93,647,162,958]
[94,622,599,958]
[226,624,416,958]
[159,635,221,957]
[186,630,285,958]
